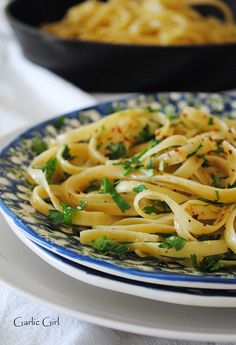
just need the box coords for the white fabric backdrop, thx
[0,0,236,344]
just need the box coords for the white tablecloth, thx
[0,2,235,344]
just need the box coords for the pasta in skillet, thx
[28,106,236,272]
[42,0,236,45]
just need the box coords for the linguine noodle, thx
[42,0,236,45]
[28,106,236,271]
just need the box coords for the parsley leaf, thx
[48,200,86,226]
[133,184,147,193]
[48,210,64,225]
[60,202,77,225]
[159,236,186,251]
[143,205,161,214]
[53,116,65,129]
[187,144,203,158]
[92,236,128,255]
[42,158,57,184]
[150,138,161,148]
[208,117,214,125]
[215,146,224,154]
[77,200,87,210]
[143,200,170,214]
[137,124,154,144]
[212,175,222,188]
[215,190,220,201]
[114,243,129,255]
[100,178,130,212]
[62,145,75,161]
[106,143,127,160]
[115,157,143,176]
[191,254,223,272]
[31,138,48,154]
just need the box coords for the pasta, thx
[42,0,236,45]
[28,106,236,272]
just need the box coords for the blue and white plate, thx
[1,92,236,290]
[9,217,236,308]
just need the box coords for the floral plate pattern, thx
[1,92,236,289]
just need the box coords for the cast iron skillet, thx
[5,0,236,92]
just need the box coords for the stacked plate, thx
[1,92,236,341]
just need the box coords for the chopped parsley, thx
[106,143,127,160]
[212,175,222,188]
[134,148,148,159]
[100,178,130,212]
[143,200,170,214]
[187,144,203,158]
[31,138,48,154]
[133,184,147,193]
[191,254,223,272]
[48,210,64,225]
[48,200,86,226]
[115,157,143,176]
[159,159,165,173]
[208,117,214,125]
[137,124,154,144]
[215,190,220,201]
[159,236,186,251]
[60,202,77,225]
[150,138,161,148]
[92,236,128,255]
[215,146,224,154]
[53,116,65,129]
[42,158,57,184]
[62,144,75,161]
[77,200,87,210]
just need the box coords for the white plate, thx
[6,213,236,308]
[2,209,236,342]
